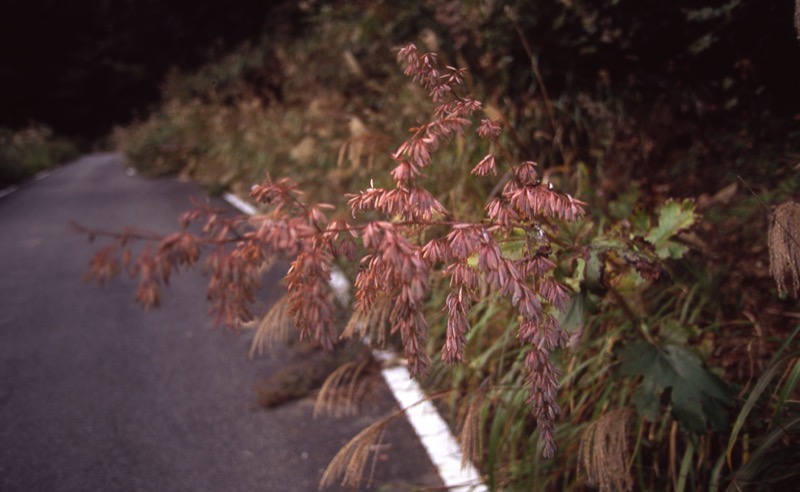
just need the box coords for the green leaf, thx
[724,355,784,464]
[583,247,606,294]
[608,184,641,220]
[630,207,652,237]
[645,200,697,259]
[632,381,660,421]
[563,257,585,292]
[660,319,696,345]
[676,439,695,492]
[621,341,733,432]
[558,292,585,333]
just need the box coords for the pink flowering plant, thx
[82,43,586,459]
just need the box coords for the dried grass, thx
[247,295,295,357]
[336,116,389,173]
[341,293,392,347]
[313,357,376,418]
[768,201,800,297]
[318,417,390,489]
[579,409,634,492]
[796,0,800,39]
[457,388,486,469]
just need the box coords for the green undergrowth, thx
[114,1,800,490]
[0,125,79,188]
[424,188,799,491]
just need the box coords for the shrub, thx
[0,125,78,187]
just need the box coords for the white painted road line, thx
[223,192,258,215]
[381,364,486,491]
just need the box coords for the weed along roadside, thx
[81,2,800,490]
[85,42,587,489]
[222,190,487,491]
[1,125,79,189]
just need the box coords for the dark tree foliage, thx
[0,0,303,139]
[481,0,800,111]
[423,0,800,195]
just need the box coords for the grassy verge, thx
[0,125,79,188]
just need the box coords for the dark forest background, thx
[1,0,799,142]
[0,0,303,140]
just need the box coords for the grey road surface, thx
[0,154,441,491]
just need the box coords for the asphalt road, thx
[0,154,441,491]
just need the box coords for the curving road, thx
[0,154,441,491]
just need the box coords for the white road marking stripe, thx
[379,362,486,491]
[223,192,258,215]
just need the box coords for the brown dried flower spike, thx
[81,43,588,466]
[768,201,800,297]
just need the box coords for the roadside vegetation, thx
[101,1,800,490]
[0,125,79,188]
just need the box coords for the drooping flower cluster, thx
[393,44,586,457]
[354,221,431,376]
[82,43,587,459]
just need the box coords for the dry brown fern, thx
[579,409,634,492]
[768,201,800,297]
